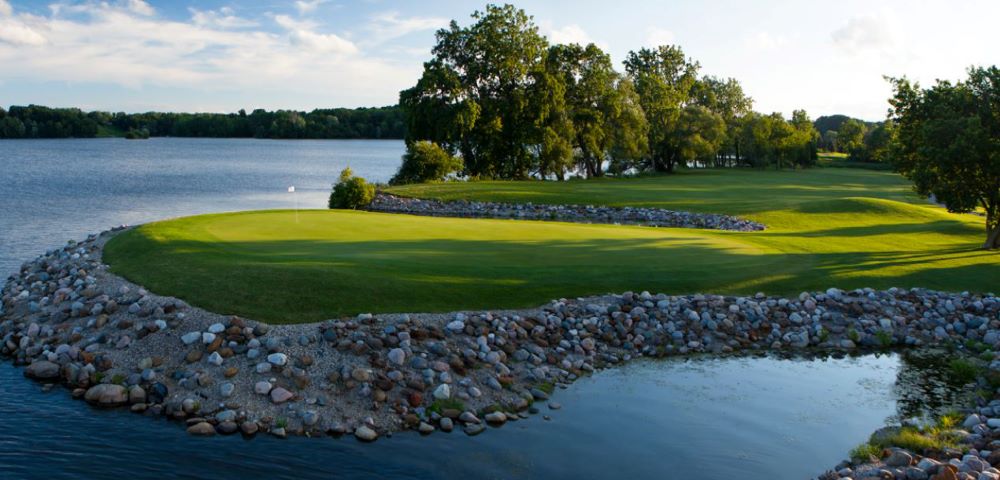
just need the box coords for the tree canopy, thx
[398,3,819,180]
[888,66,1000,249]
[0,105,404,140]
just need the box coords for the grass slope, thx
[105,168,999,324]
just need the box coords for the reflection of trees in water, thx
[893,349,978,423]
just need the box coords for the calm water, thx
[0,138,404,277]
[0,139,958,479]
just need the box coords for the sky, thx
[0,0,997,121]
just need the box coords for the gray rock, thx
[181,331,201,345]
[207,351,224,366]
[355,425,378,441]
[187,422,216,436]
[24,360,60,380]
[254,381,272,395]
[84,384,128,407]
[439,417,454,432]
[387,348,406,366]
[267,353,288,366]
[433,384,451,400]
[270,387,293,404]
[885,449,913,467]
[484,412,507,424]
[220,382,235,398]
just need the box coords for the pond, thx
[0,351,969,479]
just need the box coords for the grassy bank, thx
[104,168,999,324]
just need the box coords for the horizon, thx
[1,0,998,121]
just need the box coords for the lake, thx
[0,138,404,277]
[0,138,961,479]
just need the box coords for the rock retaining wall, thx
[2,229,998,479]
[367,192,766,231]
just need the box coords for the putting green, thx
[104,169,999,324]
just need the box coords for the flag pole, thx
[289,185,299,223]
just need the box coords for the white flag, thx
[288,186,295,193]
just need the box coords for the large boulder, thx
[84,384,128,407]
[24,360,60,380]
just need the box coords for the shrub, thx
[329,167,375,209]
[390,141,462,185]
[948,358,979,385]
[427,398,466,416]
[849,442,880,462]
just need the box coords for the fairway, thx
[104,168,1000,324]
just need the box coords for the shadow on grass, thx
[104,227,1000,324]
[761,220,983,239]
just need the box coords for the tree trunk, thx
[986,213,1000,249]
[986,224,1000,249]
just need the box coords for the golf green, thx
[104,168,999,323]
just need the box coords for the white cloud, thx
[645,27,675,47]
[0,0,12,17]
[365,11,447,45]
[125,0,154,17]
[0,17,47,46]
[294,0,328,15]
[274,14,357,54]
[0,0,409,106]
[539,20,592,45]
[190,7,258,29]
[831,12,902,56]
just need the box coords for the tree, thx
[788,109,820,168]
[888,66,1000,249]
[329,167,376,209]
[606,78,649,175]
[672,105,725,167]
[624,45,700,173]
[850,121,894,163]
[692,76,753,166]
[837,118,867,153]
[391,141,463,185]
[401,4,549,179]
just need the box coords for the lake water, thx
[0,138,404,277]
[0,139,961,479]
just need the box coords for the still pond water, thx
[0,138,963,479]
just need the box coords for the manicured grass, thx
[104,168,999,324]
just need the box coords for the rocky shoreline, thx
[367,192,766,231]
[2,228,999,479]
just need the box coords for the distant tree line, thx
[395,4,821,183]
[813,114,892,164]
[0,104,404,140]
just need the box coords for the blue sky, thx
[1,0,997,120]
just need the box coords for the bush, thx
[390,141,462,185]
[329,167,375,209]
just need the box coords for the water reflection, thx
[0,350,970,479]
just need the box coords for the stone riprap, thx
[1,229,998,480]
[367,192,766,231]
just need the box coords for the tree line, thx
[813,114,892,163]
[0,104,405,140]
[395,4,822,183]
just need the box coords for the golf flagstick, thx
[289,186,298,223]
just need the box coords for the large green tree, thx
[888,66,1000,249]
[624,45,700,173]
[400,4,548,179]
[692,75,753,166]
[546,43,647,177]
[837,118,867,153]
